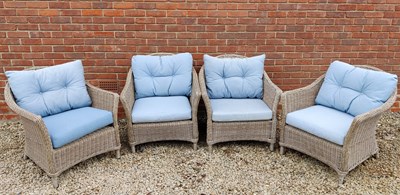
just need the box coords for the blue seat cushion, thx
[5,60,92,117]
[210,99,272,122]
[315,61,398,116]
[286,105,354,145]
[131,53,193,99]
[43,107,113,149]
[204,54,265,99]
[132,96,192,123]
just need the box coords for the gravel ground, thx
[0,112,399,194]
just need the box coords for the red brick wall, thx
[1,0,400,119]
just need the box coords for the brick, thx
[104,10,124,17]
[40,24,61,31]
[26,2,48,8]
[83,25,103,31]
[113,2,135,9]
[61,10,82,16]
[0,24,16,31]
[4,2,26,8]
[27,16,50,24]
[0,10,16,16]
[147,10,167,17]
[53,46,74,52]
[125,10,146,17]
[135,3,156,9]
[51,32,73,38]
[17,24,39,31]
[31,46,51,52]
[7,32,29,38]
[92,2,112,9]
[70,2,91,9]
[93,18,114,24]
[39,10,59,16]
[184,26,203,34]
[62,24,83,31]
[156,18,177,24]
[49,2,70,9]
[63,38,84,45]
[146,24,165,31]
[29,31,51,38]
[16,10,38,16]
[82,10,103,16]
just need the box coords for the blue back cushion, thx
[5,60,92,117]
[204,54,265,99]
[132,53,193,99]
[315,60,398,116]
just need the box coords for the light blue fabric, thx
[132,53,193,99]
[286,105,354,145]
[204,54,265,99]
[5,60,92,117]
[43,107,113,149]
[210,99,272,122]
[315,60,398,116]
[132,96,192,123]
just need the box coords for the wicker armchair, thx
[120,53,201,152]
[4,67,121,188]
[199,54,282,152]
[279,65,397,184]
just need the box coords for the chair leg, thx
[373,152,379,159]
[208,145,212,153]
[23,153,28,160]
[338,171,348,185]
[115,149,121,159]
[136,145,144,152]
[269,143,274,151]
[280,146,285,155]
[131,145,136,153]
[193,143,197,150]
[51,176,59,188]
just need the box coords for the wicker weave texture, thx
[199,54,282,151]
[120,53,201,152]
[4,77,121,188]
[280,65,398,184]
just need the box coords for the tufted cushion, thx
[286,105,354,145]
[315,61,398,116]
[204,54,265,99]
[5,60,92,117]
[132,53,193,99]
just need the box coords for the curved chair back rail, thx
[4,65,121,188]
[279,64,397,185]
[200,53,282,152]
[120,52,201,152]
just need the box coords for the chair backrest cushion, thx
[5,60,92,117]
[315,60,398,116]
[132,53,193,99]
[204,54,265,99]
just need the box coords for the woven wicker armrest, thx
[4,84,42,123]
[262,72,282,113]
[87,83,119,114]
[199,67,212,113]
[87,83,120,145]
[4,84,53,150]
[190,69,201,117]
[281,75,324,116]
[343,91,397,147]
[120,69,135,124]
